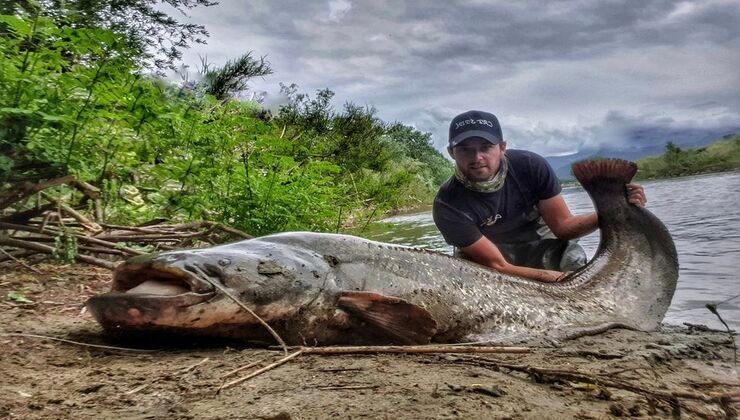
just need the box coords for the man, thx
[433,110,646,283]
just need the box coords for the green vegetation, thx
[635,136,740,180]
[0,3,452,237]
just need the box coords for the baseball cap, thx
[448,110,504,148]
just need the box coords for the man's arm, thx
[537,195,598,240]
[538,183,647,240]
[459,236,567,283]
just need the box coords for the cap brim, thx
[449,130,502,148]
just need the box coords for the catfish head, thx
[85,240,341,343]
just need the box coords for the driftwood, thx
[1,177,252,271]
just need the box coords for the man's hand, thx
[626,183,647,207]
[539,270,570,283]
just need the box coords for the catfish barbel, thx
[86,159,678,345]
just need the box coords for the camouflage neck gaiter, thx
[454,156,508,193]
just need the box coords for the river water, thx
[364,172,740,331]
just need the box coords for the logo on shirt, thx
[480,214,502,227]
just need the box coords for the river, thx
[363,172,740,331]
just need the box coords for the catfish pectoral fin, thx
[338,291,437,345]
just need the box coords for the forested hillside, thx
[0,2,452,241]
[635,136,740,180]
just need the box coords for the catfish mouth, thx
[85,261,218,331]
[87,261,216,309]
[112,262,215,297]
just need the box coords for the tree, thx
[200,52,273,101]
[3,0,217,69]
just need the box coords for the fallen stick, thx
[125,383,150,395]
[168,221,251,239]
[98,223,172,234]
[1,222,144,256]
[40,192,102,233]
[0,175,75,211]
[318,385,379,391]
[0,332,158,352]
[277,345,531,355]
[93,232,204,242]
[0,237,117,269]
[190,264,288,354]
[221,356,271,378]
[218,349,304,393]
[178,357,210,374]
[0,249,35,263]
[0,203,55,225]
[0,248,42,274]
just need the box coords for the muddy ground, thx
[0,262,737,419]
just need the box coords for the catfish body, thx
[86,159,678,345]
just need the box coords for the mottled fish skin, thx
[86,159,678,345]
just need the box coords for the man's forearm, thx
[494,262,565,283]
[553,212,598,240]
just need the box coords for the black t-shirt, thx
[433,149,561,248]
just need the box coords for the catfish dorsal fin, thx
[338,291,437,345]
[572,158,637,186]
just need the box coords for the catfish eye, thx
[218,258,231,267]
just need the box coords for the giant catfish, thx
[86,159,678,345]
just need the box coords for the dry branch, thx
[297,345,531,355]
[0,175,75,211]
[218,350,304,392]
[0,248,42,273]
[2,176,251,270]
[40,192,102,233]
[0,237,116,269]
[0,332,157,352]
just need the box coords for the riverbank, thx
[1,262,737,419]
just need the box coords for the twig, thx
[0,332,158,352]
[318,384,379,391]
[1,222,144,256]
[125,383,150,395]
[318,367,364,373]
[0,175,75,211]
[0,249,35,263]
[706,303,737,365]
[0,248,42,274]
[94,232,205,242]
[221,356,271,378]
[178,357,210,374]
[683,322,735,334]
[40,192,102,233]
[0,237,117,269]
[190,265,288,354]
[218,349,303,392]
[283,345,531,355]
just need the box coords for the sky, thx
[169,0,740,157]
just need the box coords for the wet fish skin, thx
[86,159,678,345]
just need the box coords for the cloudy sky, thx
[170,0,740,157]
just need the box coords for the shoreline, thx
[1,262,738,419]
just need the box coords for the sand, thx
[1,263,737,419]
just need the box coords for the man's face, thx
[448,137,506,182]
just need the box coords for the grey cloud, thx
[171,0,740,156]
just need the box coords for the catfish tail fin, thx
[572,158,637,187]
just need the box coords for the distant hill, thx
[634,136,740,180]
[545,126,740,180]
